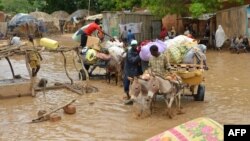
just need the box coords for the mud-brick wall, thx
[216,5,248,39]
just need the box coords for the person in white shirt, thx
[10,33,21,46]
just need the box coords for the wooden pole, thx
[5,57,16,79]
[60,51,73,85]
[31,99,77,123]
[24,51,36,96]
[75,48,89,94]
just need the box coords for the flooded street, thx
[1,35,250,141]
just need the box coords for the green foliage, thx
[97,0,141,12]
[142,0,187,17]
[2,0,36,13]
[115,0,141,10]
[0,0,245,17]
[41,0,84,14]
[143,0,244,18]
[0,0,4,11]
[97,0,117,11]
[189,3,206,18]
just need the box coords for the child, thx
[27,35,43,77]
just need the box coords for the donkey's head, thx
[128,77,141,100]
[147,75,160,98]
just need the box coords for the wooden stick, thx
[5,57,16,79]
[54,82,84,95]
[31,99,76,123]
[60,51,73,85]
[35,85,64,91]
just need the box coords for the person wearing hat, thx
[123,39,141,105]
[77,18,104,47]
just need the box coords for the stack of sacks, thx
[104,38,124,49]
[164,35,206,64]
[163,35,201,64]
[139,39,167,61]
[164,35,194,48]
[183,44,207,64]
[103,39,126,62]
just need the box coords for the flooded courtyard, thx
[1,35,250,141]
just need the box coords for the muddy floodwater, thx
[1,35,250,141]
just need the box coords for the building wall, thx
[0,11,5,22]
[162,14,183,34]
[216,5,248,38]
[102,12,161,42]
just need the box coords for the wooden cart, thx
[172,64,206,101]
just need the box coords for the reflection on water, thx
[1,37,250,140]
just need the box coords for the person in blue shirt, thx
[127,29,135,45]
[123,40,141,104]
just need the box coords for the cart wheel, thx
[194,84,205,101]
[79,69,86,80]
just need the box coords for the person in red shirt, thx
[159,27,167,40]
[78,18,103,47]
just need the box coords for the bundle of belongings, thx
[163,35,207,65]
[140,35,207,81]
[81,37,125,66]
[139,35,207,65]
[146,117,223,141]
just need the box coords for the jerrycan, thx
[40,38,59,50]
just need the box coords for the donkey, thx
[106,55,124,85]
[147,75,183,118]
[128,77,151,118]
[105,45,126,86]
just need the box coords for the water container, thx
[40,38,59,50]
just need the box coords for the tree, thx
[2,0,36,13]
[97,0,141,12]
[0,0,4,11]
[189,0,245,18]
[142,0,187,17]
[142,0,245,18]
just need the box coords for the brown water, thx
[1,35,250,141]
